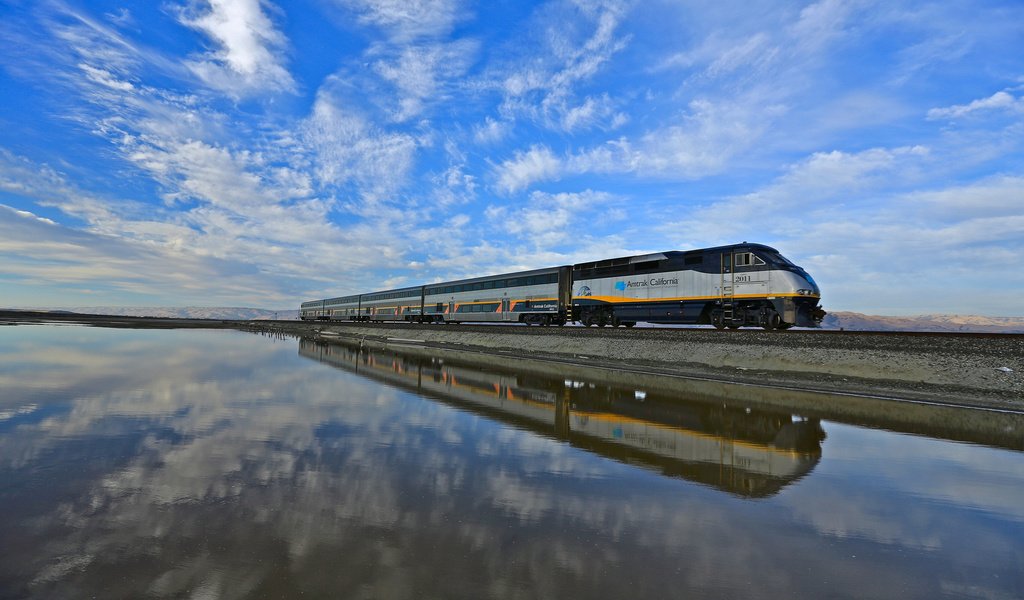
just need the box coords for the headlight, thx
[796,289,812,296]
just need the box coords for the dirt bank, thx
[260,322,1023,412]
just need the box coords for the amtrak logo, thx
[577,285,592,296]
[616,277,679,290]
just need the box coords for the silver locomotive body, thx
[572,243,824,329]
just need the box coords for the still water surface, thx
[1,326,1022,599]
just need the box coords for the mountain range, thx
[821,312,1024,333]
[25,307,299,321]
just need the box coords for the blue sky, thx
[1,0,1022,315]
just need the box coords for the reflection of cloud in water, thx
[780,423,1024,547]
[2,327,1022,599]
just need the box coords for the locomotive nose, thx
[801,272,820,296]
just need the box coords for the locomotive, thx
[299,243,825,330]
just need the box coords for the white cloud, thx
[300,87,418,201]
[494,146,562,194]
[905,175,1024,220]
[489,189,615,251]
[560,94,626,132]
[178,0,296,96]
[371,38,478,121]
[788,0,859,52]
[495,0,631,131]
[432,164,476,207]
[0,203,287,305]
[494,96,785,192]
[473,117,510,144]
[78,63,136,91]
[927,91,1024,120]
[335,0,464,41]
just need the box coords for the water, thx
[1,325,1022,599]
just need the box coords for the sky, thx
[0,0,1022,315]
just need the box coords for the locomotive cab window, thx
[734,252,766,267]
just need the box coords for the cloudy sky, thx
[1,0,1022,315]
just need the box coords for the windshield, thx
[766,251,795,267]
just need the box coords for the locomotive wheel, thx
[762,312,782,330]
[623,321,636,328]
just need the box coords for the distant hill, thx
[822,312,1024,333]
[30,307,299,320]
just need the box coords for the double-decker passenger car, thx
[300,243,825,329]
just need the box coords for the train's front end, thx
[770,247,823,327]
[759,247,826,328]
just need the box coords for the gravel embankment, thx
[267,322,1024,411]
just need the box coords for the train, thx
[299,242,825,330]
[298,337,824,497]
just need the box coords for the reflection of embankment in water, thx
[298,338,825,498]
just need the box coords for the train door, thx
[720,252,735,323]
[448,300,455,321]
[501,297,512,321]
[557,266,572,318]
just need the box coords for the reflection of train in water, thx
[298,338,825,497]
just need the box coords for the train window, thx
[633,260,659,272]
[483,281,493,289]
[735,252,765,266]
[684,255,703,265]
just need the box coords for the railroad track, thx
[294,320,1021,340]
